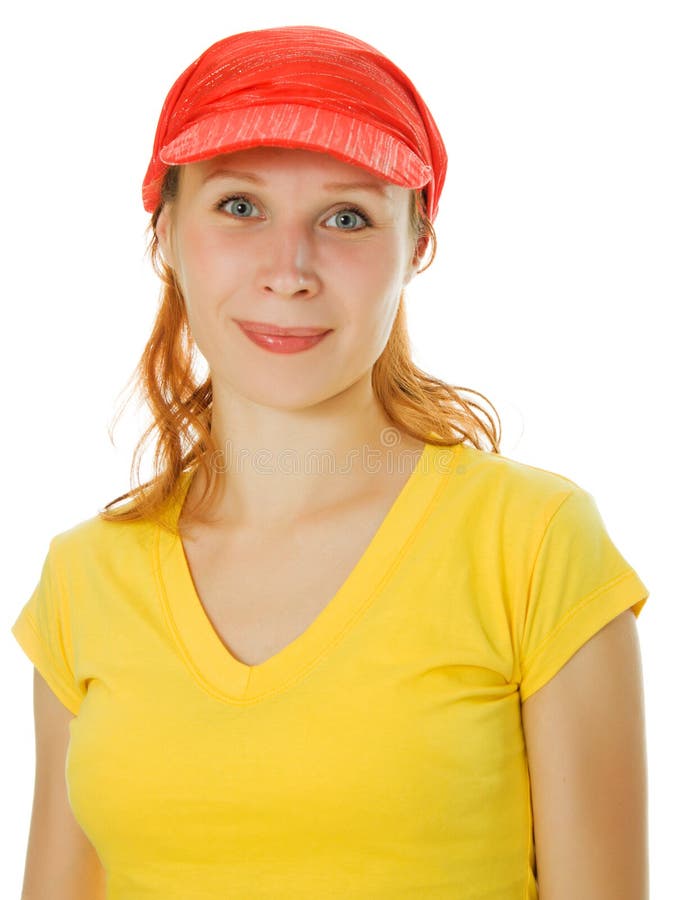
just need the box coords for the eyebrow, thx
[203,167,390,197]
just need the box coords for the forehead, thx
[186,146,406,202]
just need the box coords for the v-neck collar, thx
[154,440,461,704]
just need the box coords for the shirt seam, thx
[517,487,577,678]
[520,566,639,676]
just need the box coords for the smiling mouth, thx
[233,319,332,337]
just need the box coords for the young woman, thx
[12,25,650,900]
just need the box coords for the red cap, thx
[142,25,447,221]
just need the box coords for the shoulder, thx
[49,508,157,566]
[456,443,579,489]
[449,443,583,518]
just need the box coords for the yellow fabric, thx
[11,442,649,899]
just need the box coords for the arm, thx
[19,668,106,900]
[521,609,649,900]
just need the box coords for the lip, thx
[235,321,332,354]
[234,319,332,337]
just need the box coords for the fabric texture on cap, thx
[142,25,447,221]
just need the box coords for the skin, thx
[156,146,425,529]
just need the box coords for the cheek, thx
[332,239,406,296]
[340,248,406,348]
[174,222,240,303]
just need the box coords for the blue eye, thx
[218,194,260,218]
[325,206,372,230]
[215,194,372,230]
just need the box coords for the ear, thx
[402,234,429,285]
[414,234,430,265]
[155,205,175,269]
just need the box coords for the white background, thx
[2,0,672,895]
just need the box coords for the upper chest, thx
[179,487,403,667]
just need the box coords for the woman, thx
[12,25,650,899]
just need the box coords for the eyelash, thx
[215,193,374,230]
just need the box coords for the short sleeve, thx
[518,487,649,702]
[11,538,85,715]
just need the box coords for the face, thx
[156,146,421,413]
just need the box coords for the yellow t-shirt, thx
[11,441,649,899]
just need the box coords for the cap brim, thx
[158,103,432,191]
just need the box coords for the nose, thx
[257,223,321,299]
